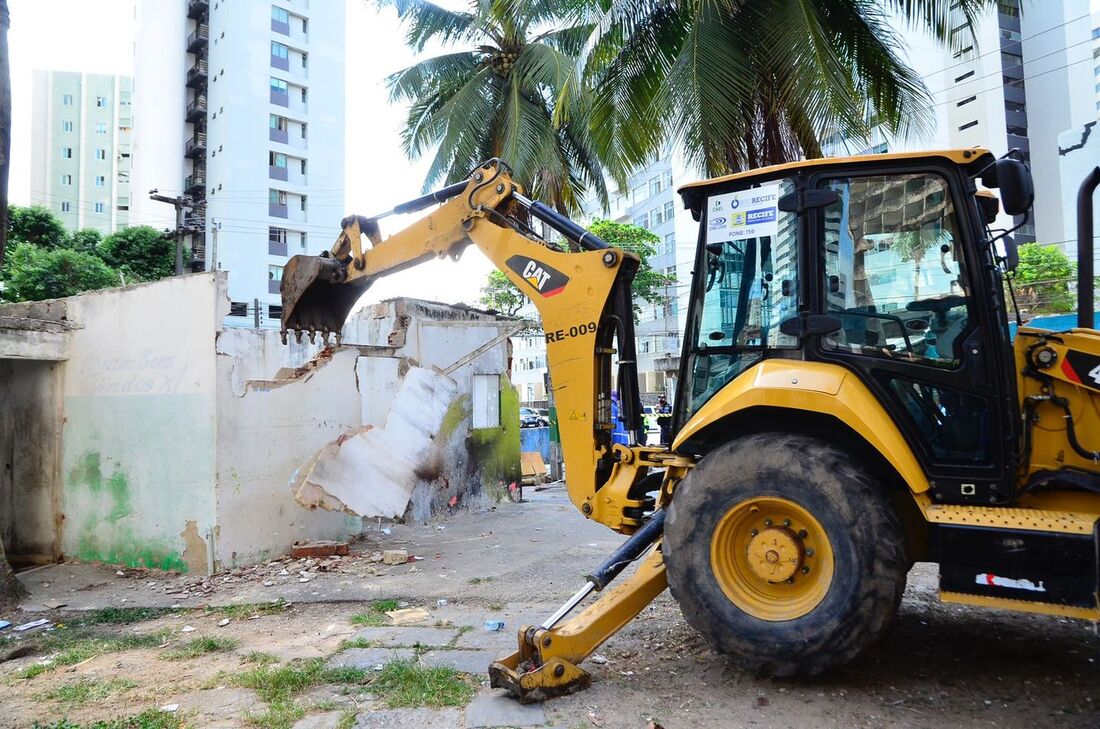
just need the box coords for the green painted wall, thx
[468,375,521,501]
[61,394,217,572]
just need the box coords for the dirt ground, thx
[2,487,1098,728]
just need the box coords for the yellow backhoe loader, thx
[281,152,1100,702]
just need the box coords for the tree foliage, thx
[382,0,607,214]
[1,242,119,302]
[579,0,997,177]
[478,219,673,318]
[0,207,179,302]
[1011,242,1076,315]
[479,269,528,315]
[98,225,176,282]
[8,204,67,248]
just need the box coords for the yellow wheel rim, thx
[710,496,835,621]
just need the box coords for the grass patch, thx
[336,711,357,729]
[162,636,239,661]
[467,576,493,585]
[446,625,473,648]
[243,651,278,665]
[41,677,137,707]
[17,628,168,679]
[349,599,400,627]
[245,699,305,729]
[209,599,288,620]
[488,602,504,611]
[232,658,368,704]
[340,637,374,650]
[31,708,183,729]
[371,660,475,708]
[79,607,176,625]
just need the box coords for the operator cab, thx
[675,149,1031,506]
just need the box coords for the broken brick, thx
[291,540,350,559]
[382,549,409,565]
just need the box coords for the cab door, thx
[810,167,1015,502]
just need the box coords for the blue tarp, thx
[520,427,551,460]
[1009,312,1100,338]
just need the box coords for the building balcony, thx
[185,133,207,158]
[186,24,209,53]
[186,60,208,88]
[271,53,290,72]
[269,165,288,181]
[187,0,208,20]
[270,88,289,107]
[184,171,205,194]
[185,96,207,122]
[272,17,290,35]
[269,202,288,218]
[270,127,289,144]
[269,278,282,295]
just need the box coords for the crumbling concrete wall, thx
[213,329,361,569]
[347,299,521,521]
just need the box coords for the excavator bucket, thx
[280,254,372,342]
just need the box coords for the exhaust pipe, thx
[1077,166,1100,329]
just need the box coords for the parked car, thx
[519,407,548,428]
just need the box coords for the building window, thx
[664,232,675,255]
[954,70,975,83]
[62,93,73,106]
[271,41,289,60]
[95,175,105,186]
[300,195,306,211]
[958,120,978,131]
[663,200,675,222]
[649,176,663,197]
[270,77,288,94]
[96,148,107,160]
[270,151,288,168]
[1000,52,1022,68]
[61,120,73,132]
[631,184,647,204]
[95,121,107,134]
[272,5,289,24]
[270,189,287,205]
[60,201,71,212]
[270,114,287,131]
[95,96,107,107]
[634,213,649,230]
[652,206,665,226]
[61,146,73,158]
[300,232,307,249]
[268,226,288,255]
[300,159,307,175]
[956,95,976,107]
[94,202,105,213]
[60,174,72,185]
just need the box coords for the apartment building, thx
[130,0,346,326]
[29,71,133,233]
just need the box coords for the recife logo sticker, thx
[505,255,570,297]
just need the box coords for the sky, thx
[7,0,496,307]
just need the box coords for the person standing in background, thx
[656,395,672,445]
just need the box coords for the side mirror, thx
[981,158,1034,216]
[1000,235,1020,272]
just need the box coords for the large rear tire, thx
[665,432,907,676]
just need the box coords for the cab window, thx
[687,179,798,414]
[820,173,971,368]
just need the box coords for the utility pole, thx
[149,189,193,275]
[210,219,221,271]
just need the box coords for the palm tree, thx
[382,0,608,214]
[580,0,998,178]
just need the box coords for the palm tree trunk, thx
[0,0,9,267]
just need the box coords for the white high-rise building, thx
[130,0,346,326]
[29,71,133,233]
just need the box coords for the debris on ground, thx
[484,620,505,632]
[13,619,51,632]
[385,607,432,625]
[382,549,409,565]
[290,540,350,558]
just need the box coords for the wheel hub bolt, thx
[750,529,758,537]
[798,529,808,539]
[802,566,810,574]
[782,519,791,527]
[805,547,814,557]
[763,519,772,527]
[785,578,794,584]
